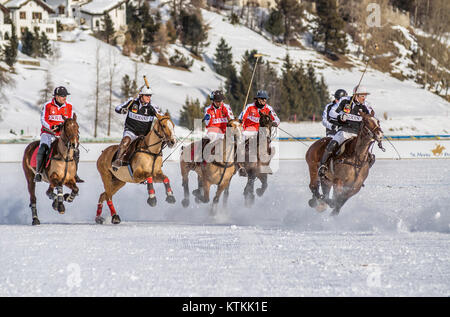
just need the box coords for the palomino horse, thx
[241,112,275,207]
[305,111,384,215]
[180,119,243,214]
[22,114,80,225]
[95,113,177,224]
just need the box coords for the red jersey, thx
[204,103,235,134]
[40,98,73,136]
[239,103,280,131]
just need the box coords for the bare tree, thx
[107,48,119,136]
[94,43,102,138]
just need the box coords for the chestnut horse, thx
[241,112,275,207]
[95,113,177,224]
[179,119,242,214]
[305,111,384,215]
[22,114,80,225]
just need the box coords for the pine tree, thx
[2,25,18,68]
[21,29,34,56]
[213,38,235,77]
[265,9,285,41]
[179,97,204,130]
[102,13,115,44]
[32,29,41,57]
[314,0,347,55]
[179,9,209,56]
[121,74,132,98]
[40,32,52,57]
[275,0,304,44]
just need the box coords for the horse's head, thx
[258,111,273,128]
[226,118,243,143]
[155,113,177,148]
[60,113,79,148]
[359,110,383,143]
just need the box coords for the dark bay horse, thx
[305,111,384,215]
[22,114,80,225]
[241,112,275,207]
[180,119,243,214]
[95,114,177,224]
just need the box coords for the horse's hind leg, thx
[25,170,39,225]
[192,173,204,203]
[97,172,125,224]
[256,173,268,197]
[222,184,230,207]
[211,181,229,215]
[180,162,190,208]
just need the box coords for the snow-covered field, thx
[0,160,448,296]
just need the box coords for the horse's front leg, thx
[153,172,176,204]
[64,180,79,203]
[330,182,351,216]
[222,184,230,207]
[244,171,256,208]
[256,172,268,197]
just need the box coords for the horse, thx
[179,119,243,214]
[305,111,384,215]
[22,114,81,225]
[241,111,275,207]
[95,113,177,224]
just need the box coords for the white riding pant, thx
[40,132,56,147]
[123,130,138,141]
[332,130,357,145]
[205,131,224,142]
[243,130,258,139]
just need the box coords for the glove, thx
[271,122,278,127]
[331,124,337,131]
[52,123,63,132]
[339,114,348,122]
[203,114,211,122]
[121,107,128,114]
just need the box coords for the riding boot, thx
[112,136,131,170]
[318,140,339,177]
[73,148,84,183]
[34,144,49,182]
[368,153,376,168]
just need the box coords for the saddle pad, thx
[109,165,138,183]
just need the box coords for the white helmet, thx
[353,85,370,95]
[139,86,153,95]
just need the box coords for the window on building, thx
[32,12,42,20]
[59,6,65,15]
[46,28,54,33]
[95,20,100,27]
[20,12,26,19]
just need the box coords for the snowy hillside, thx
[0,8,449,141]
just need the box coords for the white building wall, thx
[80,3,126,32]
[9,1,57,40]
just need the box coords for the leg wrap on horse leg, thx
[96,203,103,217]
[30,203,38,218]
[57,186,64,203]
[163,177,173,195]
[147,177,155,197]
[106,200,117,216]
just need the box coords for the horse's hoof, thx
[330,210,340,217]
[58,203,65,214]
[166,195,176,204]
[52,199,58,211]
[147,196,157,207]
[192,189,201,197]
[95,216,105,224]
[194,197,200,204]
[315,203,327,213]
[32,218,40,226]
[256,188,265,197]
[244,194,255,208]
[111,214,121,224]
[181,198,189,208]
[308,198,317,208]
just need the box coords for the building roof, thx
[80,0,127,16]
[0,3,10,14]
[5,0,55,13]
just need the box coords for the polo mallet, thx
[242,53,265,112]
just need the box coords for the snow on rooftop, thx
[80,0,125,15]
